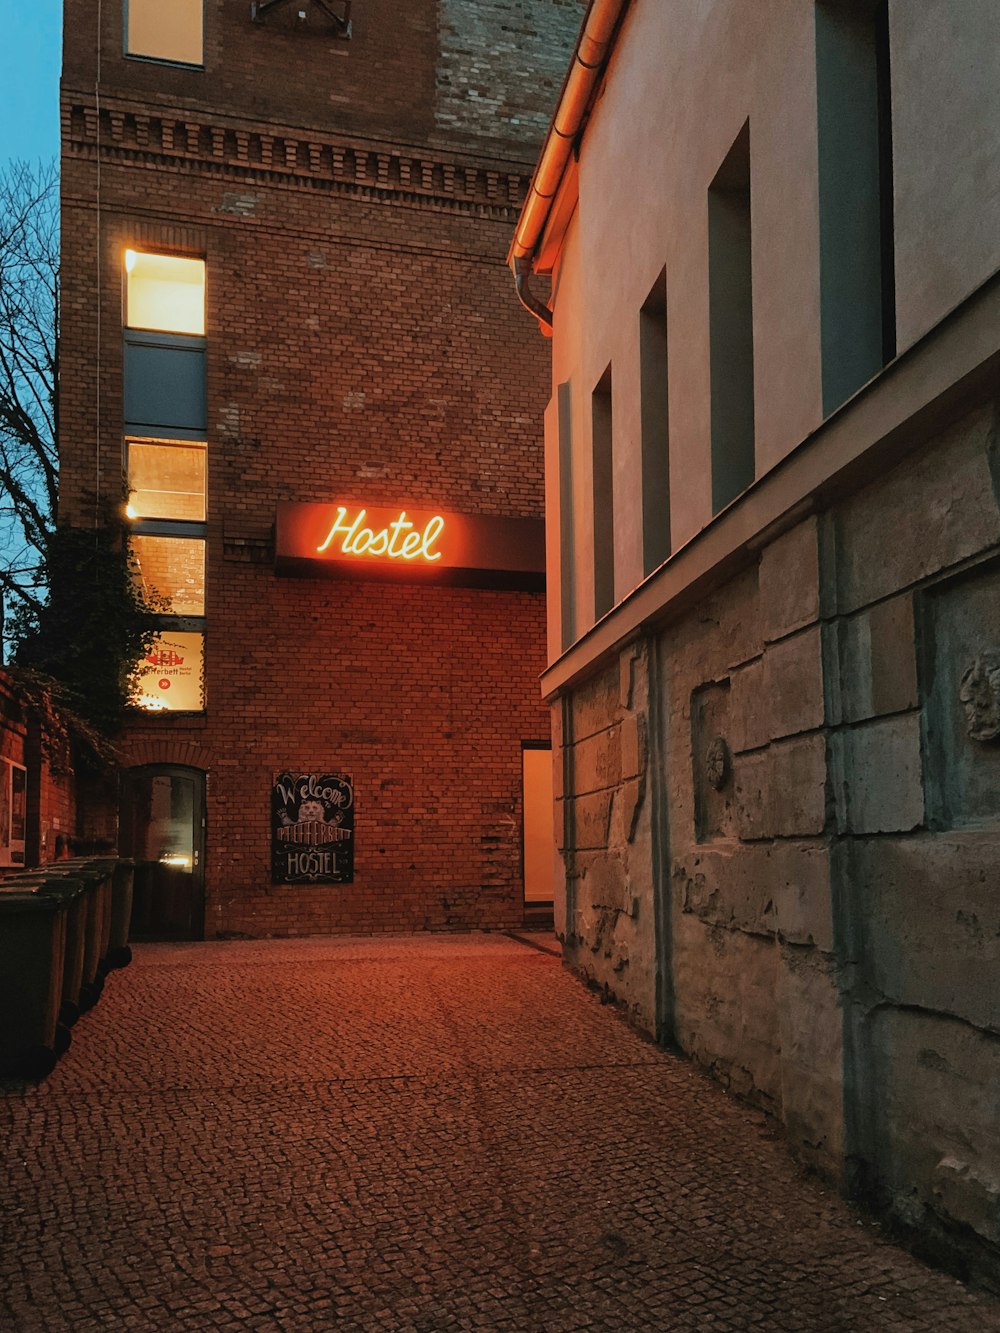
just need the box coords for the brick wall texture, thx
[0,671,78,871]
[59,0,584,935]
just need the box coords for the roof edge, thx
[506,0,631,276]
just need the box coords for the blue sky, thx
[0,2,62,165]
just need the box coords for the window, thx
[557,381,576,651]
[0,759,27,868]
[816,0,895,415]
[124,340,208,434]
[592,365,615,621]
[640,269,671,574]
[130,535,206,617]
[708,121,755,514]
[127,438,207,522]
[122,250,208,712]
[125,251,205,336]
[130,632,205,713]
[125,0,204,66]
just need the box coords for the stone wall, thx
[557,640,658,1033]
[558,395,1000,1270]
[830,400,1000,1266]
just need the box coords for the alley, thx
[1,933,998,1333]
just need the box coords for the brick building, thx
[512,0,1000,1281]
[59,0,584,938]
[0,671,78,873]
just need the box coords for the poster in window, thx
[131,631,205,712]
[0,759,27,867]
[271,772,354,884]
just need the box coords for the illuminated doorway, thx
[121,766,206,940]
[522,742,554,923]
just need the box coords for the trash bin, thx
[107,859,135,969]
[77,858,115,978]
[49,878,89,1026]
[0,872,89,1027]
[0,890,70,1079]
[38,861,111,1011]
[45,856,133,972]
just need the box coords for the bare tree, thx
[0,159,59,646]
[0,161,157,736]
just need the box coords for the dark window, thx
[640,269,670,574]
[709,121,755,515]
[124,333,207,434]
[557,381,576,652]
[592,365,615,620]
[816,0,895,415]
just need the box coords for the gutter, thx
[508,0,631,330]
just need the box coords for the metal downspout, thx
[514,257,554,331]
[508,0,629,329]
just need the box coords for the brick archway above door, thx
[118,738,213,773]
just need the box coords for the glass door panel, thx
[123,768,205,940]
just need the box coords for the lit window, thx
[131,535,206,616]
[127,438,207,521]
[126,0,203,66]
[130,632,205,712]
[125,251,206,336]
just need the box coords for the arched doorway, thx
[121,766,206,941]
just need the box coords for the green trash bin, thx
[33,861,110,1011]
[108,859,135,969]
[43,856,133,972]
[66,858,115,975]
[0,873,88,1027]
[0,890,70,1079]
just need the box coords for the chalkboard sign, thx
[271,772,354,884]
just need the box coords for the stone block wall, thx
[828,401,1000,1264]
[557,396,1000,1265]
[558,642,657,1032]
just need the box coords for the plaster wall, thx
[547,0,1000,654]
[551,222,599,639]
[890,0,1000,352]
[549,0,824,635]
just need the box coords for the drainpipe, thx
[513,257,555,331]
[508,0,630,330]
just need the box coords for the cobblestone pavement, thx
[2,933,999,1333]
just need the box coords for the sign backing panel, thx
[275,502,545,589]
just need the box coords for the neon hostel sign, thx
[316,507,445,563]
[275,501,545,589]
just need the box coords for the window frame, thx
[123,0,205,69]
[130,626,207,714]
[126,435,208,524]
[123,251,207,339]
[121,245,209,716]
[129,528,207,619]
